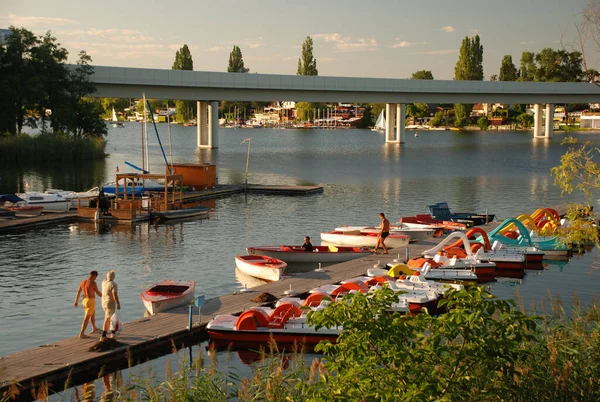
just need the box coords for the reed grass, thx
[0,134,106,164]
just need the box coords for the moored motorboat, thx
[234,255,287,282]
[0,194,44,217]
[140,280,196,316]
[428,202,495,227]
[16,191,71,212]
[321,231,410,249]
[245,245,371,264]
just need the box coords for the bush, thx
[478,116,490,130]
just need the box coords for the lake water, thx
[1,125,600,399]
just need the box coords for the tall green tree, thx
[172,44,193,70]
[518,51,536,82]
[411,70,434,80]
[499,55,519,81]
[172,44,194,123]
[297,36,318,76]
[227,45,249,73]
[454,34,484,81]
[453,35,482,128]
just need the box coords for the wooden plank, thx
[0,212,77,233]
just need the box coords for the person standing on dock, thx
[302,236,313,251]
[100,270,121,341]
[74,270,102,338]
[373,212,390,254]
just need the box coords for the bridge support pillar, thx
[197,101,209,148]
[207,101,219,148]
[385,103,396,142]
[396,104,405,144]
[533,104,544,138]
[544,104,554,139]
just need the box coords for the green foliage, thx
[171,44,195,123]
[361,104,373,128]
[172,44,193,70]
[535,48,585,82]
[297,36,318,76]
[516,113,534,128]
[295,102,321,121]
[429,111,445,127]
[454,34,484,81]
[519,51,537,81]
[454,104,472,127]
[0,133,106,163]
[227,45,249,73]
[0,27,105,139]
[478,116,490,130]
[411,70,434,80]
[407,103,430,119]
[499,55,519,81]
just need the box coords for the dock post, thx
[188,305,193,331]
[405,247,409,263]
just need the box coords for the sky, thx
[1,0,597,80]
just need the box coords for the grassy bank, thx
[0,134,107,163]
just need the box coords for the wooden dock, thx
[0,184,323,234]
[0,205,569,400]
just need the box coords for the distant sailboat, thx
[371,110,386,132]
[111,107,124,128]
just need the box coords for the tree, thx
[499,55,519,81]
[573,1,600,86]
[453,103,471,128]
[518,51,536,82]
[454,34,484,81]
[172,44,193,70]
[227,45,249,73]
[171,44,194,123]
[550,137,600,247]
[411,70,434,80]
[478,116,490,130]
[490,74,498,81]
[361,104,373,128]
[516,113,534,128]
[0,27,105,138]
[429,111,445,127]
[297,36,318,76]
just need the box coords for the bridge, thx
[87,65,600,148]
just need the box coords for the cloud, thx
[63,41,172,61]
[441,26,455,33]
[408,49,456,55]
[58,28,154,43]
[247,42,262,49]
[391,41,426,49]
[313,33,378,52]
[0,13,79,28]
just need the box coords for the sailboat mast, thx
[143,93,149,173]
[167,102,174,174]
[141,94,146,175]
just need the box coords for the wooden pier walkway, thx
[0,204,569,399]
[0,184,323,234]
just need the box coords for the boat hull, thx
[235,255,287,282]
[152,206,209,220]
[335,226,435,243]
[246,245,371,263]
[140,280,196,316]
[321,231,410,248]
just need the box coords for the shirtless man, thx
[373,212,390,254]
[74,270,102,338]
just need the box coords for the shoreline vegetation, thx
[0,134,106,164]
[11,288,600,401]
